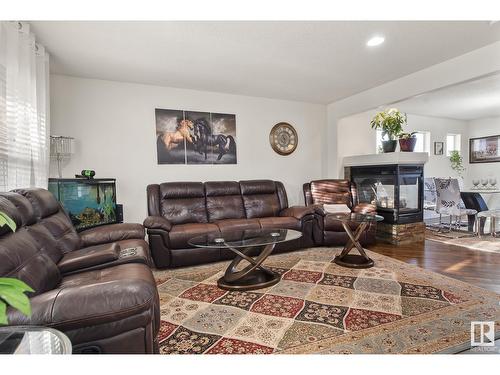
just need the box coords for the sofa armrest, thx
[353,203,377,215]
[79,223,145,247]
[143,216,173,232]
[7,278,155,330]
[280,206,315,220]
[58,243,120,274]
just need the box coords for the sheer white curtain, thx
[0,21,50,192]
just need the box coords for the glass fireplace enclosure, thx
[350,164,424,224]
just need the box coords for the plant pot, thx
[399,137,417,152]
[382,140,398,153]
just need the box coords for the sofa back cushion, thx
[16,188,81,253]
[310,179,353,207]
[0,191,64,263]
[205,181,245,222]
[240,180,283,218]
[0,197,61,296]
[159,182,208,224]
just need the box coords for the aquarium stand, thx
[48,178,121,232]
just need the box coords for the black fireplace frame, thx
[348,164,424,225]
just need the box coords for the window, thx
[376,130,430,153]
[446,134,461,156]
[413,132,430,153]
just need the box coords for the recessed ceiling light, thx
[366,35,385,47]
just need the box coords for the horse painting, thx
[161,119,194,150]
[155,108,236,165]
[191,118,236,161]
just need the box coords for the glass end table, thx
[328,212,384,269]
[0,326,72,354]
[189,228,302,291]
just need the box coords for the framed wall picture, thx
[434,141,444,155]
[469,135,500,163]
[155,108,237,165]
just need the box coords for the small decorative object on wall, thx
[155,108,237,165]
[370,108,407,153]
[434,141,444,155]
[269,122,298,155]
[469,134,500,164]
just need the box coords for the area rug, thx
[426,229,500,254]
[152,247,500,354]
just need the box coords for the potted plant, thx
[399,132,418,152]
[370,108,407,152]
[449,150,466,179]
[0,212,33,325]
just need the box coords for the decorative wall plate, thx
[269,122,298,155]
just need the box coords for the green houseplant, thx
[399,132,418,152]
[371,108,407,152]
[449,150,466,179]
[0,212,34,325]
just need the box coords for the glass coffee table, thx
[0,326,72,354]
[328,212,383,269]
[189,228,302,291]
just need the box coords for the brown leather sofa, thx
[144,180,315,268]
[303,179,377,246]
[0,189,159,354]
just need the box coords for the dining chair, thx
[433,177,478,234]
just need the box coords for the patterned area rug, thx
[153,247,500,354]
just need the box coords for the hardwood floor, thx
[367,239,500,294]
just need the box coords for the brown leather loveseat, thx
[303,179,377,246]
[144,180,315,268]
[0,189,159,354]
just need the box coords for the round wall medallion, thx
[269,122,298,155]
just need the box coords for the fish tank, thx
[48,178,118,231]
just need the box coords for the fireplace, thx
[347,164,424,224]
[343,153,428,244]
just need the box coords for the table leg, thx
[217,243,281,291]
[333,222,374,269]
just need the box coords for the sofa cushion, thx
[168,223,221,249]
[0,192,37,226]
[15,188,60,219]
[205,181,245,221]
[159,182,208,224]
[310,180,353,206]
[37,211,81,253]
[258,216,301,231]
[215,218,261,232]
[0,228,61,296]
[240,180,281,219]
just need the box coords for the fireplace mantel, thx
[343,152,429,167]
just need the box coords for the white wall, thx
[326,42,500,178]
[49,75,327,223]
[336,110,468,178]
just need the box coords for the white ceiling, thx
[30,21,500,104]
[395,73,500,121]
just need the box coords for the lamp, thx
[50,136,74,178]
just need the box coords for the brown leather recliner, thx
[144,180,315,268]
[303,179,377,246]
[0,189,159,354]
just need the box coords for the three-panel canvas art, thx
[155,108,237,165]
